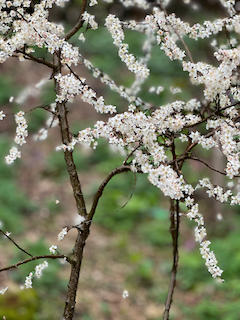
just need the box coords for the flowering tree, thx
[1,0,240,319]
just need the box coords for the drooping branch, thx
[88,165,132,221]
[188,156,230,176]
[123,143,142,165]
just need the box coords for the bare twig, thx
[16,50,57,69]
[0,229,33,258]
[88,165,132,221]
[0,254,67,272]
[123,143,142,165]
[187,156,229,176]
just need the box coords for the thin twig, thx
[16,50,57,69]
[27,105,56,114]
[123,143,142,165]
[158,2,194,63]
[188,156,232,176]
[0,229,33,258]
[185,100,240,129]
[88,165,131,221]
[0,254,67,272]
[64,0,88,41]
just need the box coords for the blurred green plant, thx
[0,137,35,233]
[0,289,38,320]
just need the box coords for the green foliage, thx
[0,137,35,233]
[94,173,162,232]
[32,297,63,320]
[0,76,19,104]
[40,82,56,105]
[130,258,154,287]
[10,239,63,288]
[136,216,171,247]
[181,299,240,320]
[27,108,47,133]
[0,289,38,320]
[178,248,209,290]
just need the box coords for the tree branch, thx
[163,199,180,320]
[188,156,230,176]
[53,51,89,320]
[16,50,57,69]
[158,2,194,63]
[0,229,33,258]
[88,165,131,221]
[0,254,67,272]
[64,0,88,41]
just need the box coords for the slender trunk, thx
[63,225,90,320]
[163,199,179,320]
[53,52,88,320]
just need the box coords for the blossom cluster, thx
[196,177,240,206]
[83,58,144,107]
[82,11,98,30]
[58,227,68,241]
[14,111,28,146]
[0,0,80,66]
[55,73,116,114]
[0,111,5,120]
[145,9,186,61]
[25,272,33,289]
[5,147,21,164]
[105,14,150,78]
[24,261,48,289]
[2,0,240,285]
[5,111,27,164]
[186,203,223,279]
[35,261,48,278]
[49,245,58,254]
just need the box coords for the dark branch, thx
[16,50,57,69]
[187,156,230,176]
[64,0,88,41]
[0,254,67,272]
[0,229,33,258]
[163,200,180,320]
[88,165,132,221]
[123,143,142,165]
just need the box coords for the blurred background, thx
[1,0,240,319]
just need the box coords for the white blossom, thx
[0,287,8,295]
[0,111,6,120]
[58,227,68,241]
[49,245,58,254]
[122,290,129,298]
